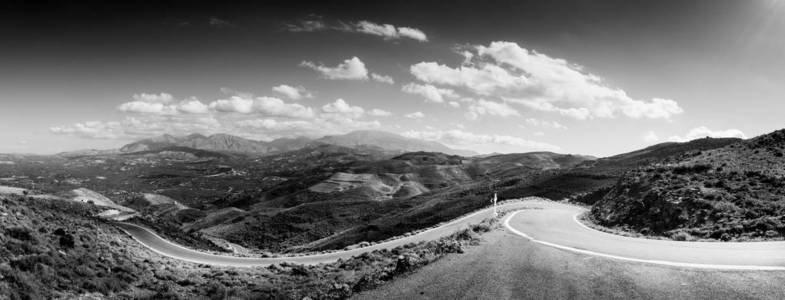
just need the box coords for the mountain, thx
[590,129,785,241]
[316,130,477,156]
[119,130,478,156]
[120,133,272,153]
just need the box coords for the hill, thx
[316,130,477,156]
[119,130,477,156]
[500,138,742,202]
[591,129,785,241]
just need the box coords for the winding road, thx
[117,198,785,270]
[115,200,534,267]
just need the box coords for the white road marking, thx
[503,210,785,271]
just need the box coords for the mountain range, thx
[119,130,478,156]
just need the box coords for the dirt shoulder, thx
[354,227,785,300]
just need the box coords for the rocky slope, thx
[591,129,785,241]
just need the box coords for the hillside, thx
[591,129,785,241]
[502,138,742,202]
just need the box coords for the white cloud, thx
[402,129,560,153]
[371,73,395,84]
[321,99,365,119]
[118,101,177,115]
[50,115,221,140]
[176,98,210,114]
[285,18,428,42]
[466,99,520,120]
[50,121,125,139]
[667,126,747,142]
[301,57,369,80]
[410,41,684,120]
[397,27,428,42]
[401,83,458,103]
[524,118,567,130]
[272,84,313,100]
[284,19,329,32]
[118,93,209,115]
[369,108,393,117]
[355,21,428,42]
[208,96,315,118]
[404,111,426,119]
[448,101,461,108]
[410,62,526,96]
[132,93,173,103]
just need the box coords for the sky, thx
[1,0,784,156]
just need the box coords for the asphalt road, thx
[505,200,785,270]
[355,224,785,300]
[118,198,785,270]
[114,200,534,267]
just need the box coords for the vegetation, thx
[0,193,498,299]
[591,130,785,241]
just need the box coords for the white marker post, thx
[492,192,498,218]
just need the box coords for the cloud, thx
[208,17,236,28]
[355,21,428,42]
[272,84,313,100]
[397,27,428,42]
[465,99,520,120]
[208,96,315,118]
[176,98,210,114]
[404,111,426,119]
[448,101,461,108]
[410,41,684,120]
[524,118,567,130]
[371,73,395,84]
[284,19,329,32]
[55,87,391,143]
[118,93,209,115]
[133,93,174,103]
[402,129,560,153]
[50,115,221,140]
[369,108,393,117]
[321,99,365,119]
[301,57,369,80]
[667,126,747,142]
[401,83,458,103]
[284,18,428,42]
[50,121,125,139]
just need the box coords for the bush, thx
[6,226,35,243]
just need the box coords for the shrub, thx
[6,227,35,243]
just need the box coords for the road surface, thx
[355,222,785,300]
[114,200,534,267]
[505,200,785,270]
[117,198,785,270]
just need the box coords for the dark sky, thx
[1,0,783,155]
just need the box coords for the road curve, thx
[505,200,785,270]
[115,200,538,267]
